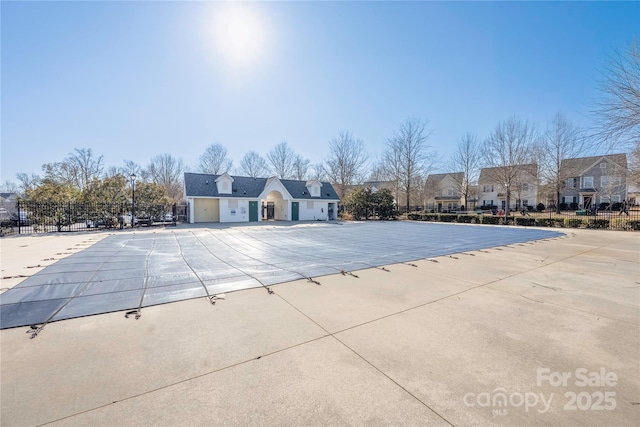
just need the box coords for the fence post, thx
[17,200,21,234]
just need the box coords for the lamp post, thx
[130,173,136,228]
[505,182,510,224]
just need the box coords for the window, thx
[611,195,621,203]
[522,183,529,191]
[566,178,578,188]
[306,201,314,210]
[583,176,593,188]
[482,185,494,193]
[223,182,229,191]
[437,190,443,196]
[447,188,456,196]
[228,200,238,209]
[523,200,529,206]
[600,163,606,168]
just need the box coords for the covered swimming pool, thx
[0,221,562,330]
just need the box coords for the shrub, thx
[481,216,501,225]
[558,203,568,211]
[439,214,457,222]
[614,218,640,230]
[456,215,475,223]
[565,218,584,228]
[586,219,609,229]
[536,203,545,212]
[535,218,554,227]
[569,202,579,210]
[424,214,438,221]
[515,217,536,226]
[407,213,423,220]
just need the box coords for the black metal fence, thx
[405,206,640,231]
[1,201,189,235]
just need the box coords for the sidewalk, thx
[1,227,639,426]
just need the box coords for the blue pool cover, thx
[0,221,562,329]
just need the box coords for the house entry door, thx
[291,202,299,221]
[249,201,258,222]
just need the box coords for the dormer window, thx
[305,179,323,197]
[215,173,234,195]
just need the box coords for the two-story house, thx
[424,172,464,212]
[559,154,627,209]
[477,164,538,210]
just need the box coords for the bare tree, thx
[0,180,19,194]
[593,40,640,153]
[482,116,537,215]
[536,112,588,213]
[146,154,186,202]
[309,163,328,181]
[15,173,40,195]
[120,160,143,178]
[325,131,368,200]
[198,143,233,175]
[67,148,104,190]
[367,161,388,182]
[267,142,296,179]
[382,118,436,214]
[292,155,310,181]
[41,148,103,191]
[448,133,482,210]
[238,151,270,177]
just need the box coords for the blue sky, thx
[2,1,638,184]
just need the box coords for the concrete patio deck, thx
[1,223,638,426]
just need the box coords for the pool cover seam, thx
[26,234,137,337]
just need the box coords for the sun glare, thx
[213,4,268,66]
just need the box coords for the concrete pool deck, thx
[1,223,639,426]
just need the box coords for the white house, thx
[424,172,464,212]
[184,173,340,223]
[477,164,539,210]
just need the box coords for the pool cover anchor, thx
[307,277,321,285]
[125,309,141,320]
[340,270,359,278]
[28,324,44,339]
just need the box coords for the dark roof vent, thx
[233,189,238,193]
[326,193,331,196]
[205,180,209,185]
[243,191,246,194]
[303,191,307,194]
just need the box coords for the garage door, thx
[194,199,220,222]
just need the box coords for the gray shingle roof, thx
[184,173,340,200]
[280,179,340,200]
[560,154,627,176]
[184,173,267,198]
[425,172,464,186]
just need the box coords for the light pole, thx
[505,182,510,224]
[130,173,136,228]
